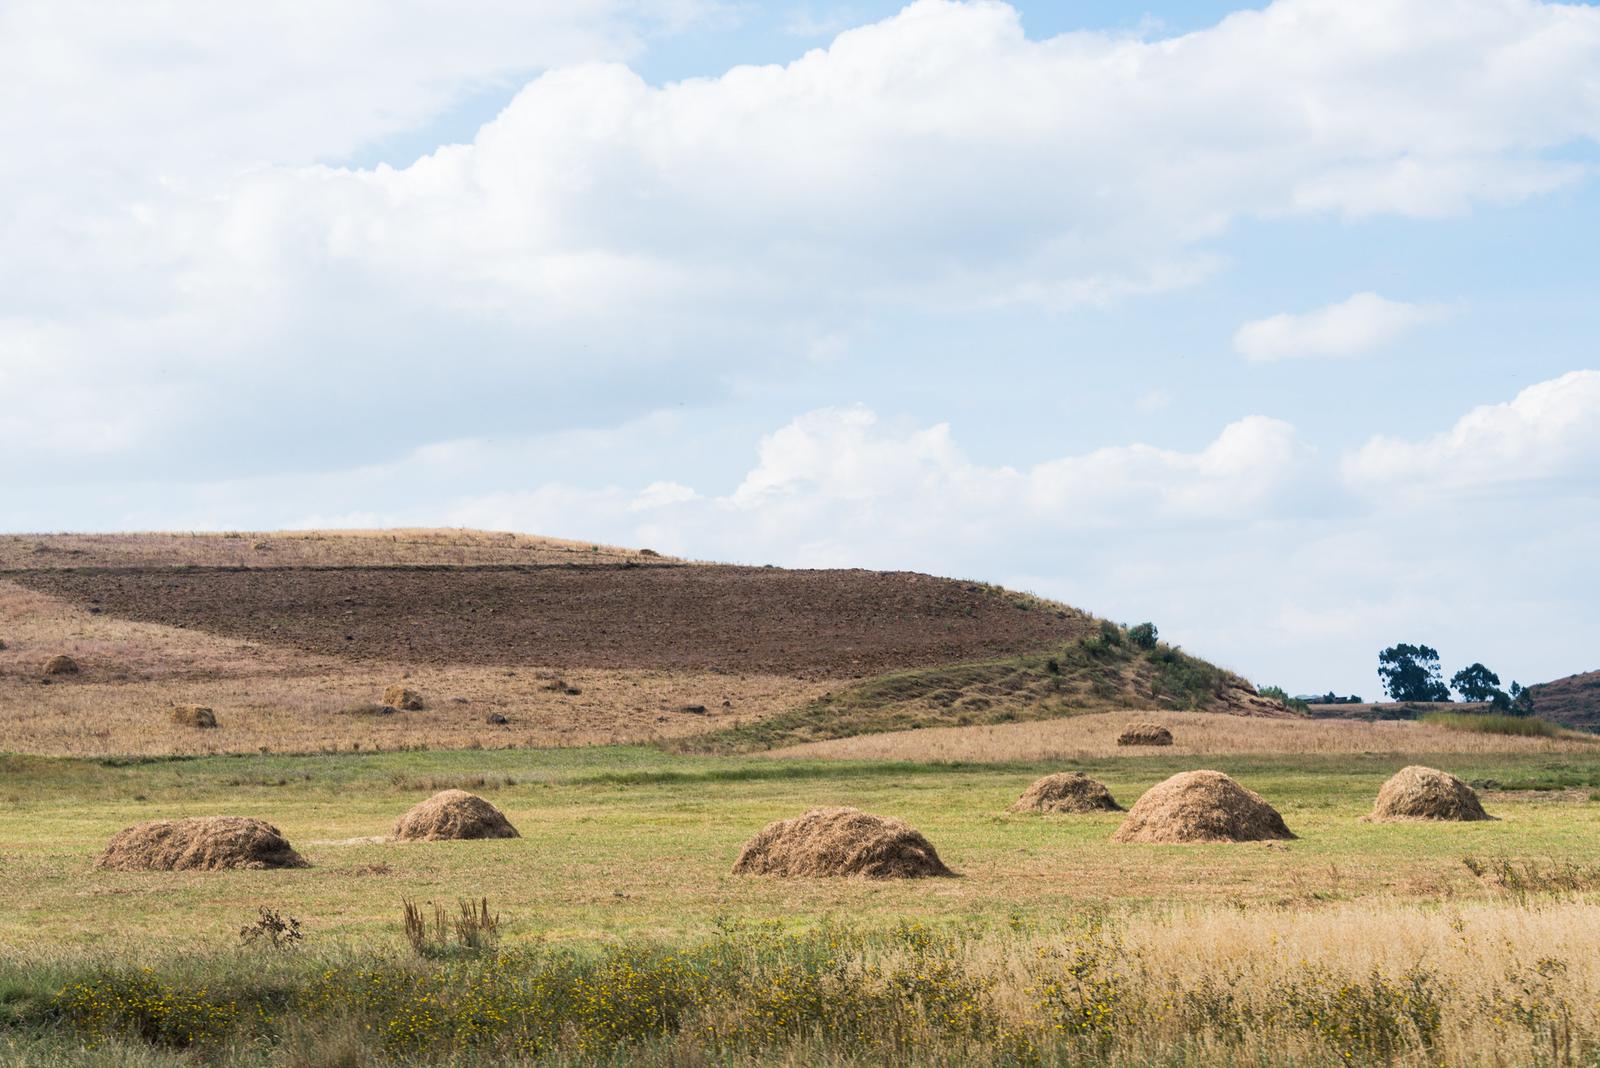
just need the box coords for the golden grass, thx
[766,709,1600,761]
[0,528,674,570]
[0,579,828,756]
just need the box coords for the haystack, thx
[382,684,425,711]
[1117,722,1172,746]
[1112,770,1294,843]
[171,705,218,728]
[731,807,954,879]
[1367,765,1494,822]
[97,817,308,871]
[43,654,79,676]
[391,790,520,841]
[1010,772,1122,814]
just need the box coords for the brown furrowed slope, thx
[9,564,1091,678]
[1,529,665,570]
[1524,670,1600,732]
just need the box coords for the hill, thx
[0,529,1285,756]
[1523,670,1600,732]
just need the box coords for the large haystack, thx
[171,705,218,728]
[383,685,425,711]
[1112,770,1294,843]
[391,790,520,841]
[731,807,954,879]
[1367,765,1494,822]
[43,654,79,676]
[1117,722,1173,747]
[1010,772,1122,814]
[97,817,308,871]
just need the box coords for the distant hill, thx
[0,529,1290,756]
[1524,670,1600,732]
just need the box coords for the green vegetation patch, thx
[1420,711,1563,738]
[682,624,1251,753]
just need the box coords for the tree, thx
[1450,662,1502,703]
[1128,622,1158,650]
[1377,644,1450,702]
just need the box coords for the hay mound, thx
[97,817,308,871]
[43,654,79,676]
[391,790,520,841]
[1117,722,1172,746]
[1367,765,1494,822]
[1010,772,1122,814]
[171,705,218,728]
[1112,770,1294,843]
[731,807,954,879]
[383,684,425,710]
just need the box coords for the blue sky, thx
[3,0,1598,697]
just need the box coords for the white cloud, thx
[7,0,1600,476]
[1233,292,1446,362]
[1344,369,1600,492]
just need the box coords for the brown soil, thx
[731,807,955,878]
[11,564,1086,678]
[1010,772,1122,814]
[170,704,217,728]
[0,529,668,570]
[97,816,308,870]
[391,789,520,841]
[1367,765,1494,822]
[1112,770,1295,843]
[1117,722,1173,746]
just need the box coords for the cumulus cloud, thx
[1233,292,1446,362]
[1344,369,1600,492]
[7,0,1600,476]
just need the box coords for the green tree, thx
[1128,622,1158,650]
[1450,662,1502,703]
[1377,644,1450,702]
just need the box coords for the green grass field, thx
[8,746,1600,1065]
[5,746,1600,950]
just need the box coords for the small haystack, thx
[382,684,425,711]
[97,817,308,871]
[732,807,954,879]
[171,705,218,729]
[1117,722,1173,746]
[1367,765,1494,822]
[1112,770,1294,843]
[391,790,520,841]
[1010,772,1122,814]
[43,654,79,676]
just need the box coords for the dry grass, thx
[0,579,830,756]
[0,528,673,570]
[767,709,1600,761]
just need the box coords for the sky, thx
[3,0,1598,698]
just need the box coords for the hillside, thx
[1524,670,1600,732]
[0,530,1284,756]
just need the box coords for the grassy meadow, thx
[6,743,1600,1064]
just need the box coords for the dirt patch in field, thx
[732,807,955,879]
[11,564,1085,678]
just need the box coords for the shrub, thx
[1128,622,1158,650]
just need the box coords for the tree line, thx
[1377,644,1527,710]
